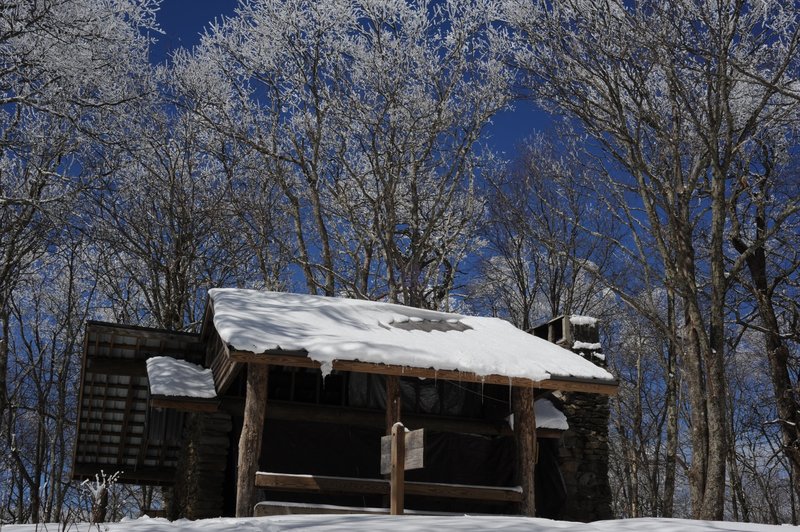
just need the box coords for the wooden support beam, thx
[228,350,618,395]
[513,387,537,517]
[390,422,405,515]
[385,376,402,434]
[207,326,242,394]
[254,472,523,503]
[86,357,147,377]
[87,320,200,341]
[79,418,146,429]
[235,363,269,517]
[219,399,514,436]
[116,380,136,465]
[149,395,219,413]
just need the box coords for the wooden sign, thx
[380,427,424,475]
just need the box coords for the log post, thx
[384,376,402,510]
[235,363,269,517]
[513,386,537,516]
[385,376,402,434]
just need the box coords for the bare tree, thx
[88,102,262,330]
[729,143,800,510]
[473,134,618,329]
[0,0,157,423]
[175,0,514,308]
[3,231,96,523]
[474,133,685,517]
[503,0,800,518]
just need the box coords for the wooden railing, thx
[254,471,523,504]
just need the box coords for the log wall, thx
[168,411,232,519]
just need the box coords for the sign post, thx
[380,422,424,515]
[390,423,405,515]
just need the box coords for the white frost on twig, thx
[82,470,122,500]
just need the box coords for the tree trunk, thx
[702,164,730,520]
[662,290,679,517]
[0,311,8,422]
[733,233,800,512]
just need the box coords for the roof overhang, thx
[227,348,618,396]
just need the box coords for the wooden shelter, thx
[72,290,617,519]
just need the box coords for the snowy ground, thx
[2,515,796,532]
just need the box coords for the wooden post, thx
[385,377,402,511]
[390,422,405,515]
[235,363,269,517]
[513,386,537,517]
[385,376,401,434]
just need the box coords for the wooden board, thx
[149,395,219,413]
[229,350,619,395]
[219,399,513,436]
[254,472,523,503]
[380,429,424,475]
[253,501,479,517]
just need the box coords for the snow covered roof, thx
[534,399,568,431]
[208,289,615,389]
[146,356,217,399]
[569,315,598,327]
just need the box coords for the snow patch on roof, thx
[208,289,614,383]
[573,341,602,351]
[535,398,568,431]
[569,315,598,327]
[146,356,216,398]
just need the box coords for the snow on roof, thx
[569,315,598,327]
[146,356,217,398]
[208,289,614,384]
[573,341,602,351]
[535,399,568,431]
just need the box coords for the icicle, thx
[319,361,333,379]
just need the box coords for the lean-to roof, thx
[209,289,616,394]
[72,322,204,485]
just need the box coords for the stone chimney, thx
[532,315,613,522]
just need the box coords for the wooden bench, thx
[254,471,523,506]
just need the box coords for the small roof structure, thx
[534,399,569,431]
[72,322,205,485]
[145,357,216,399]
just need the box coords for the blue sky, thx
[151,1,549,158]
